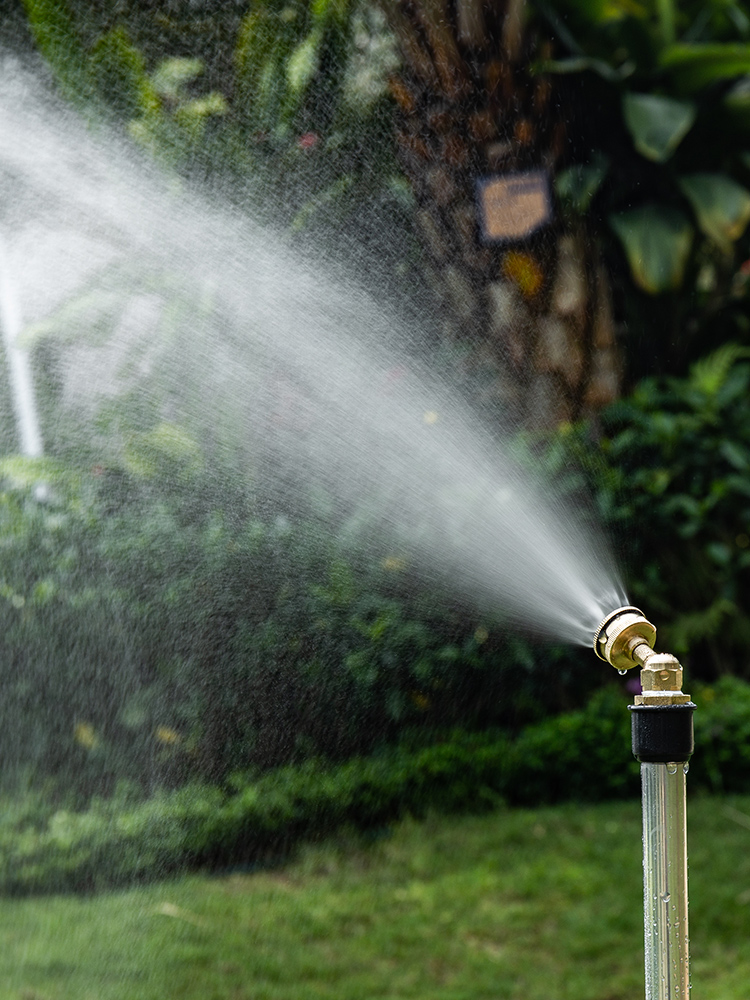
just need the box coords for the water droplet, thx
[667,762,678,774]
[683,762,690,775]
[661,891,671,903]
[618,668,627,676]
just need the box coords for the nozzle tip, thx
[593,606,656,671]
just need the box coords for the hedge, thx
[0,677,746,895]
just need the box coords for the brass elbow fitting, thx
[593,606,691,706]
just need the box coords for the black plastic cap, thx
[629,703,696,763]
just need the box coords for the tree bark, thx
[382,0,620,427]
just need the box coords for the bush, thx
[691,676,750,792]
[0,459,590,797]
[2,678,744,896]
[8,340,750,797]
[564,343,750,681]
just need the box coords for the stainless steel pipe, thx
[593,607,695,1000]
[641,761,690,1000]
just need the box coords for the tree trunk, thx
[382,0,620,427]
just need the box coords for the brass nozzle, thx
[593,606,691,706]
[593,606,656,671]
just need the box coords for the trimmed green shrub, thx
[1,678,744,896]
[7,342,750,799]
[0,461,588,797]
[691,676,750,792]
[559,343,750,680]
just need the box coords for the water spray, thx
[594,606,695,1000]
[0,234,44,459]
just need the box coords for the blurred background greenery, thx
[1,0,750,902]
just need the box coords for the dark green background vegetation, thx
[3,0,750,892]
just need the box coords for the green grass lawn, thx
[4,793,750,1000]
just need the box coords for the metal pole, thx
[641,761,690,1000]
[593,607,695,1000]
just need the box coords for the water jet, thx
[594,606,695,1000]
[0,59,698,999]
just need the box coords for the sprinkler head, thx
[594,606,657,672]
[594,606,692,706]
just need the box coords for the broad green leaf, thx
[234,11,269,97]
[124,423,202,479]
[661,43,750,92]
[723,77,750,128]
[655,0,675,44]
[679,173,750,252]
[609,205,693,293]
[555,156,609,213]
[286,29,323,94]
[720,440,750,471]
[256,55,285,130]
[151,58,204,101]
[311,0,350,27]
[91,28,159,117]
[173,93,228,138]
[623,93,695,162]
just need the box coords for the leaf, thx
[555,155,609,213]
[723,78,750,129]
[679,173,750,253]
[0,456,74,491]
[151,58,204,101]
[623,93,696,162]
[311,0,350,28]
[661,43,750,92]
[90,27,159,118]
[720,440,750,471]
[234,11,269,97]
[173,93,228,139]
[609,205,693,293]
[706,542,732,566]
[655,0,676,44]
[668,598,736,650]
[689,343,750,395]
[124,423,203,480]
[286,29,323,95]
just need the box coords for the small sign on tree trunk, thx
[477,170,552,243]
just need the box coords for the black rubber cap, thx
[629,703,696,763]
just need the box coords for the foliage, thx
[0,449,595,796]
[2,676,749,894]
[692,676,750,791]
[16,283,750,801]
[572,343,750,676]
[542,0,750,375]
[18,0,409,249]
